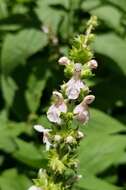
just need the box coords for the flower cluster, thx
[28,16,98,190]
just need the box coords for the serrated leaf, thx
[1,29,48,75]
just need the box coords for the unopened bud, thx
[58,56,70,65]
[54,135,61,142]
[84,95,95,104]
[77,131,84,139]
[38,168,43,178]
[52,36,58,45]
[65,136,74,144]
[76,174,82,180]
[41,25,49,34]
[88,59,98,69]
[53,91,63,100]
[73,162,79,168]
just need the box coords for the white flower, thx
[58,56,70,65]
[65,63,86,100]
[34,125,52,151]
[66,77,85,100]
[88,59,98,69]
[47,91,67,124]
[73,95,95,124]
[28,185,42,190]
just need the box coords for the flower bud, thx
[76,174,82,180]
[28,186,42,190]
[77,131,84,139]
[41,25,49,34]
[58,56,70,65]
[84,95,95,104]
[88,59,98,69]
[53,91,63,100]
[52,36,58,45]
[54,135,61,142]
[65,136,74,144]
[38,168,43,178]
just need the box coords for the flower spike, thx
[31,16,98,190]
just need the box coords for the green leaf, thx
[0,169,31,190]
[79,134,126,175]
[107,0,126,12]
[93,76,126,111]
[81,0,101,10]
[0,114,28,153]
[43,0,70,9]
[0,130,16,153]
[25,63,51,113]
[0,0,8,19]
[76,172,122,190]
[94,33,126,74]
[35,0,64,34]
[86,108,126,134]
[91,5,123,32]
[13,138,48,168]
[1,29,48,75]
[78,109,126,175]
[1,75,17,107]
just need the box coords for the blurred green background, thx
[0,0,126,190]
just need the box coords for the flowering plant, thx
[29,16,98,190]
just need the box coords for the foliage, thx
[0,0,126,190]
